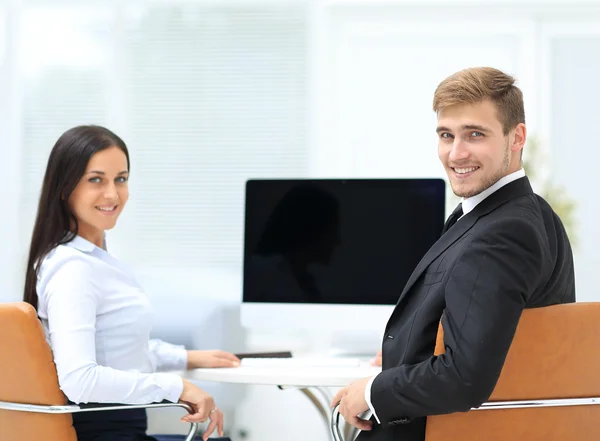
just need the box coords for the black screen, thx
[243,179,445,305]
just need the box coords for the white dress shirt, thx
[36,235,188,405]
[364,168,526,423]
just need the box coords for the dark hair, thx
[23,125,130,310]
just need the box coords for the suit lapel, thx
[393,176,534,308]
[394,212,477,306]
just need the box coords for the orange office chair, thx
[0,302,199,441]
[331,302,600,441]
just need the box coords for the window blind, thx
[19,2,310,282]
[19,5,112,251]
[119,3,309,270]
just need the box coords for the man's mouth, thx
[452,166,480,175]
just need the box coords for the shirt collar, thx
[65,234,101,253]
[462,168,526,216]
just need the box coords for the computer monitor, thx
[241,178,445,354]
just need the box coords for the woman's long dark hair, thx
[23,125,130,310]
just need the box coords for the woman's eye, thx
[116,177,128,183]
[88,177,101,183]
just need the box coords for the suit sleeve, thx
[369,217,544,425]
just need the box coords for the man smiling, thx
[332,67,576,441]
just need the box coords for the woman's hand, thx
[179,379,224,441]
[187,350,240,369]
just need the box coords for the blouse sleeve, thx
[148,339,188,372]
[41,259,184,405]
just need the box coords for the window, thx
[114,3,309,278]
[19,5,113,249]
[16,2,310,300]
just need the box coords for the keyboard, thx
[240,357,362,368]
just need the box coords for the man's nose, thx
[448,139,469,162]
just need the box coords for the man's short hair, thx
[432,67,525,135]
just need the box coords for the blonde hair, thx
[433,67,525,135]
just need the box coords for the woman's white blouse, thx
[36,235,187,405]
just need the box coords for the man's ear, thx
[511,123,527,154]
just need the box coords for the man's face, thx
[436,99,525,198]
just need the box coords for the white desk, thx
[185,361,381,440]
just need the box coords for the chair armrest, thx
[474,397,600,411]
[329,397,600,440]
[331,403,343,441]
[0,400,199,441]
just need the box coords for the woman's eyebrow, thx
[86,170,129,175]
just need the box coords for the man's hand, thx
[187,350,240,369]
[331,377,373,431]
[370,349,382,367]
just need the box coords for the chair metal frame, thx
[0,400,199,441]
[330,397,600,441]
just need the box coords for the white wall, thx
[0,1,23,303]
[544,27,600,301]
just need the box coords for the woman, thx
[23,125,238,441]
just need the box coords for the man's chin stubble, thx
[451,184,485,199]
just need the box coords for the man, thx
[331,67,576,441]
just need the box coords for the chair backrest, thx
[425,302,600,441]
[0,302,77,441]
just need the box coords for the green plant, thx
[523,135,577,247]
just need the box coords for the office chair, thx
[331,302,600,441]
[0,302,199,441]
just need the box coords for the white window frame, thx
[538,20,600,154]
[313,3,540,177]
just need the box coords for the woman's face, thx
[68,146,129,246]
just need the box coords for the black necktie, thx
[441,203,463,235]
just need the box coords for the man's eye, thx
[471,131,484,137]
[440,132,452,139]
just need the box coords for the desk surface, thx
[185,362,382,387]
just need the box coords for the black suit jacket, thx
[356,176,576,441]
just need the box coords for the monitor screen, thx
[243,179,445,305]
